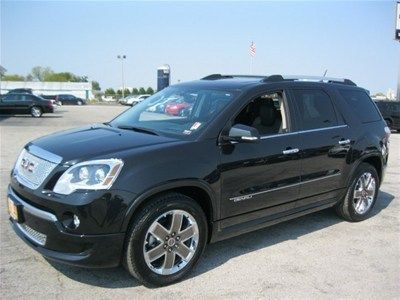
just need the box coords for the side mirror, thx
[227,124,260,143]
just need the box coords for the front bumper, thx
[8,185,125,268]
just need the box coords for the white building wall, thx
[0,81,93,99]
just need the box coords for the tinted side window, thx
[292,89,338,130]
[339,89,381,123]
[4,94,21,101]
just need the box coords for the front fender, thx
[120,179,218,232]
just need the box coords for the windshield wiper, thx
[117,125,159,136]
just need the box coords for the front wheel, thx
[335,163,379,222]
[30,106,42,118]
[77,100,83,105]
[123,193,207,287]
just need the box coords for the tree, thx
[30,66,52,81]
[104,88,115,95]
[92,81,101,91]
[117,89,123,96]
[124,88,131,96]
[3,74,25,81]
[139,87,146,94]
[146,87,154,95]
[131,88,139,95]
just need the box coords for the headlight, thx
[53,159,124,195]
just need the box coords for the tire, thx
[123,193,207,287]
[77,100,83,105]
[335,163,379,222]
[30,106,42,118]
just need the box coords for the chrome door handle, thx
[338,139,351,145]
[282,148,299,155]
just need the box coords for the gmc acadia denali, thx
[7,74,390,286]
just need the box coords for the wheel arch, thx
[121,180,217,239]
[347,153,383,187]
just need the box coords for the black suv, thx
[374,100,400,132]
[0,93,54,117]
[7,75,390,286]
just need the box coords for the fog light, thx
[61,212,80,230]
[73,214,80,228]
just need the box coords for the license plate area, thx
[8,198,22,223]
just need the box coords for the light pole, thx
[117,55,126,99]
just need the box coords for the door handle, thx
[282,148,299,155]
[338,139,351,145]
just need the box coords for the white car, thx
[102,96,115,102]
[126,94,151,106]
[119,95,135,105]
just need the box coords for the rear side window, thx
[292,89,338,130]
[339,89,381,123]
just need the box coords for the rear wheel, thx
[30,106,42,118]
[123,193,207,287]
[77,100,83,105]
[335,163,379,222]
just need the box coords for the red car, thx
[164,100,191,116]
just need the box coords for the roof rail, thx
[201,74,234,80]
[201,74,357,86]
[262,75,357,86]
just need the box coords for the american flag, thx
[250,42,256,57]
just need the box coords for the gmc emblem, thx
[21,158,35,173]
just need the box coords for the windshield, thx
[110,86,239,139]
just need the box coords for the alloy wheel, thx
[353,172,376,214]
[143,209,199,275]
[31,107,41,117]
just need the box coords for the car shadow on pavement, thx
[48,190,395,289]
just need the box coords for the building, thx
[0,81,93,100]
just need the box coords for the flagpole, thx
[249,41,256,75]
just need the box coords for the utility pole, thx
[117,55,126,99]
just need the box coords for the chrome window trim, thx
[27,144,62,164]
[259,125,348,140]
[229,172,341,202]
[9,187,58,222]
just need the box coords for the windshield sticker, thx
[183,130,192,135]
[190,122,202,131]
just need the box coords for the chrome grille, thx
[17,223,47,246]
[14,149,58,189]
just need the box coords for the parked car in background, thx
[56,94,86,105]
[6,88,33,94]
[118,95,133,105]
[101,95,116,102]
[374,100,400,132]
[128,94,151,106]
[40,95,60,106]
[165,98,192,116]
[119,95,151,106]
[0,93,54,117]
[146,96,180,113]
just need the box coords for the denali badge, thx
[21,158,35,173]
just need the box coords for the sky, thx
[1,0,399,94]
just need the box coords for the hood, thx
[29,124,179,163]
